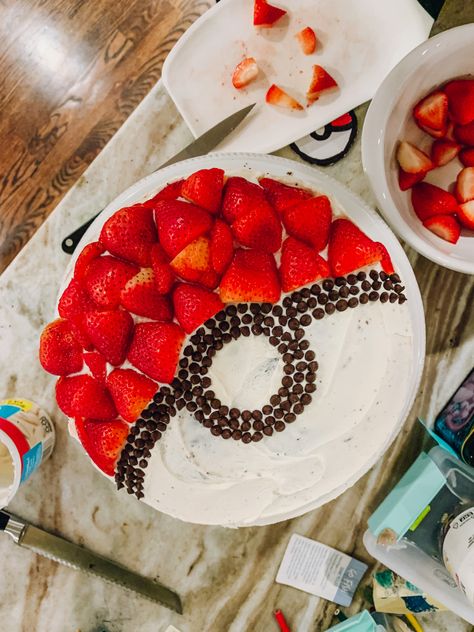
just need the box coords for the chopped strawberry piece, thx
[282,195,332,251]
[181,168,225,214]
[431,139,461,167]
[457,200,474,230]
[210,219,233,274]
[121,267,173,320]
[327,219,387,276]
[253,0,286,26]
[418,122,448,139]
[411,182,459,222]
[39,319,83,376]
[454,121,474,146]
[296,26,317,55]
[142,180,184,206]
[83,352,107,384]
[306,65,338,105]
[99,204,157,267]
[170,236,213,284]
[232,57,259,89]
[83,310,134,366]
[259,177,312,214]
[396,141,433,175]
[150,243,175,294]
[377,244,395,275]
[127,322,185,383]
[198,269,220,290]
[58,278,97,319]
[455,167,474,203]
[423,214,461,244]
[173,284,224,334]
[331,113,352,127]
[106,369,158,423]
[445,120,456,141]
[444,79,474,125]
[231,199,282,253]
[85,256,138,309]
[56,375,117,420]
[69,314,93,350]
[154,199,212,258]
[279,237,330,292]
[398,168,425,191]
[219,248,280,303]
[266,84,304,111]
[413,90,448,131]
[459,148,474,167]
[221,176,266,224]
[75,418,128,477]
[74,242,105,282]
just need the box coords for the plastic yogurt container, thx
[442,506,474,606]
[0,399,55,507]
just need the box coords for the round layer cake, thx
[39,154,424,526]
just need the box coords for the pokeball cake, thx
[39,156,420,526]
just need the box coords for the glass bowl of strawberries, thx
[362,24,474,274]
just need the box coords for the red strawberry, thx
[120,268,172,320]
[74,242,105,282]
[253,0,286,26]
[418,122,448,139]
[307,65,338,105]
[231,199,282,253]
[85,256,138,308]
[296,26,317,55]
[459,148,474,167]
[327,219,387,276]
[259,177,312,214]
[219,249,280,303]
[210,219,233,274]
[445,120,456,141]
[170,236,212,283]
[232,57,259,89]
[83,310,134,366]
[56,375,117,420]
[150,243,175,294]
[221,176,266,223]
[142,180,184,206]
[458,200,474,230]
[454,121,474,146]
[431,139,461,166]
[154,199,212,258]
[75,418,128,477]
[411,182,459,221]
[282,195,332,251]
[127,322,185,383]
[455,167,474,203]
[83,352,107,383]
[173,284,224,334]
[266,84,304,111]
[398,168,425,191]
[279,237,330,292]
[99,204,157,267]
[58,278,97,319]
[69,314,93,350]
[39,319,83,376]
[181,168,225,214]
[396,141,433,175]
[199,269,220,290]
[106,369,158,423]
[331,113,352,126]
[444,79,474,125]
[423,214,461,244]
[377,244,394,276]
[413,90,448,131]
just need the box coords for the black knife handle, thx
[61,212,100,255]
[0,510,9,530]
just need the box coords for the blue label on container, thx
[0,404,21,419]
[20,442,43,483]
[334,558,368,607]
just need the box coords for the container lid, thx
[328,611,377,632]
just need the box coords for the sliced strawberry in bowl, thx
[413,90,448,131]
[219,248,280,303]
[154,200,212,258]
[99,204,157,267]
[455,167,474,203]
[232,57,258,89]
[454,121,474,146]
[106,368,158,423]
[170,236,212,284]
[430,139,461,167]
[444,79,474,125]
[411,182,459,221]
[75,418,129,477]
[396,141,433,175]
[458,200,474,230]
[83,309,134,366]
[253,0,286,26]
[39,318,84,376]
[58,278,98,319]
[173,284,224,334]
[181,168,225,214]
[210,219,233,274]
[327,219,387,276]
[306,65,338,105]
[296,27,317,55]
[150,243,175,294]
[127,322,185,384]
[121,268,173,320]
[259,177,312,214]
[74,241,105,282]
[423,214,461,244]
[231,199,282,253]
[222,176,266,224]
[459,148,474,167]
[83,352,107,384]
[266,84,304,111]
[85,256,138,309]
[279,237,330,292]
[418,122,448,139]
[56,375,117,420]
[282,195,332,251]
[398,169,425,191]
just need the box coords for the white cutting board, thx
[162,0,433,153]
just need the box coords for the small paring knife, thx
[61,103,256,255]
[0,510,182,613]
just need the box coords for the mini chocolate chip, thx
[241,326,250,337]
[156,422,167,432]
[284,413,296,423]
[265,415,275,426]
[308,360,319,371]
[253,420,264,431]
[284,364,294,375]
[349,285,359,295]
[272,305,283,316]
[291,291,302,303]
[323,279,334,291]
[318,294,328,305]
[261,303,272,314]
[398,294,407,304]
[201,377,211,388]
[139,460,148,469]
[252,432,263,442]
[307,373,316,383]
[335,276,347,286]
[237,303,247,314]
[294,372,304,383]
[293,403,304,414]
[305,383,316,393]
[313,308,324,320]
[305,350,315,361]
[289,393,298,403]
[229,418,240,430]
[369,291,379,301]
[275,421,286,432]
[325,303,335,315]
[179,358,189,368]
[274,408,284,419]
[252,324,262,335]
[221,429,232,439]
[282,332,292,342]
[278,387,289,397]
[296,361,307,371]
[218,417,228,428]
[372,281,382,290]
[263,426,273,436]
[357,271,367,281]
[360,293,369,304]
[211,426,222,436]
[250,303,261,314]
[300,314,311,326]
[242,432,252,444]
[242,410,252,421]
[176,399,186,411]
[329,289,339,301]
[361,280,371,291]
[299,340,310,350]
[336,299,348,312]
[252,409,263,420]
[230,408,240,418]
[347,274,357,285]
[288,318,299,330]
[186,402,197,412]
[311,284,321,295]
[369,270,379,280]
[281,400,291,412]
[301,393,312,405]
[242,314,252,324]
[307,297,317,309]
[263,316,275,327]
[297,301,308,313]
[195,410,204,422]
[301,288,310,298]
[390,273,400,283]
[262,404,273,415]
[348,297,359,308]
[380,292,389,303]
[215,311,226,321]
[232,430,242,440]
[383,280,393,291]
[203,419,213,428]
[254,314,264,325]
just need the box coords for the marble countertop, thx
[1,3,473,631]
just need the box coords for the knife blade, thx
[61,103,255,255]
[0,510,182,613]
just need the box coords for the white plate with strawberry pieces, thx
[362,24,474,274]
[161,0,433,154]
